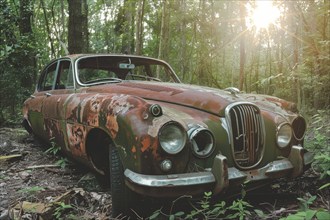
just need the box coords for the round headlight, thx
[292,116,306,141]
[189,127,214,158]
[159,122,186,154]
[276,123,292,148]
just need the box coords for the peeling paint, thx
[67,123,86,157]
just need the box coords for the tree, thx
[19,0,36,89]
[135,0,145,55]
[68,0,89,54]
[158,0,170,61]
[239,1,246,91]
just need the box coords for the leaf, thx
[285,212,306,220]
[254,209,266,218]
[174,211,184,217]
[318,182,330,190]
[307,195,317,204]
[316,211,330,220]
[149,211,160,219]
[305,210,317,220]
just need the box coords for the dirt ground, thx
[0,127,329,219]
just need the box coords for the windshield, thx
[76,56,179,85]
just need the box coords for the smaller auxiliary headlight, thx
[276,123,292,148]
[149,104,162,117]
[160,160,172,172]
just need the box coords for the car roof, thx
[61,54,166,63]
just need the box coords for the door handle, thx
[45,92,52,97]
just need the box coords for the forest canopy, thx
[0,0,329,125]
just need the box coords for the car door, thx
[26,61,60,141]
[42,59,75,149]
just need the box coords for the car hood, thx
[85,81,297,116]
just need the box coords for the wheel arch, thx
[22,118,33,134]
[85,127,114,175]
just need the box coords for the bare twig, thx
[27,164,61,170]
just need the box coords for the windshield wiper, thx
[84,77,122,84]
[126,74,161,82]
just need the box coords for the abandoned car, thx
[22,54,313,215]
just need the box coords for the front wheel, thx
[109,145,137,217]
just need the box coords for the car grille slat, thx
[226,103,264,168]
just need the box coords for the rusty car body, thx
[22,54,313,215]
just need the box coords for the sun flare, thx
[247,1,281,31]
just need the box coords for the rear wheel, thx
[109,145,137,217]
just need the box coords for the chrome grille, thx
[226,103,264,168]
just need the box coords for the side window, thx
[57,60,73,89]
[39,62,57,91]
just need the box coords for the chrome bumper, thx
[124,145,313,197]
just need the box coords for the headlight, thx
[276,123,292,148]
[292,116,306,141]
[189,127,214,158]
[159,122,186,154]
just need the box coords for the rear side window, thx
[57,60,73,89]
[39,62,58,91]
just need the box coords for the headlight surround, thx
[276,123,292,148]
[292,116,306,141]
[189,127,214,158]
[159,122,186,154]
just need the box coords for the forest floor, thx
[0,127,329,220]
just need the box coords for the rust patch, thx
[66,123,86,157]
[44,119,61,140]
[85,95,103,126]
[141,137,151,153]
[105,95,134,138]
[66,95,82,122]
[131,146,136,153]
[106,115,119,138]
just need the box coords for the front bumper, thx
[124,145,313,197]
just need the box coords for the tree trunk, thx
[179,0,187,80]
[19,0,36,89]
[135,0,145,55]
[68,0,89,54]
[239,2,246,91]
[121,0,134,54]
[41,0,55,57]
[157,0,170,77]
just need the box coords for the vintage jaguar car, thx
[22,54,313,215]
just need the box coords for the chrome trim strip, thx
[124,157,302,189]
[124,169,215,187]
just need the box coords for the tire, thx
[109,145,136,217]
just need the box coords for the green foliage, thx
[18,186,45,194]
[56,157,69,169]
[148,192,255,220]
[305,111,330,179]
[45,142,61,156]
[185,192,227,219]
[225,199,253,220]
[45,140,70,168]
[18,186,45,200]
[53,202,73,220]
[314,154,330,179]
[280,194,330,220]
